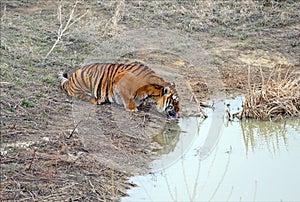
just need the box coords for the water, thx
[122,98,300,202]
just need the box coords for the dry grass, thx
[242,64,300,120]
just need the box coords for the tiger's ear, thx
[170,82,176,88]
[162,86,170,95]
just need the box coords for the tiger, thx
[58,63,180,118]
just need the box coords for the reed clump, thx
[242,65,300,120]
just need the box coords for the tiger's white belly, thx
[112,86,124,105]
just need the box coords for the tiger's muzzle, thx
[165,106,180,119]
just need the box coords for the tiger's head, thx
[148,83,181,119]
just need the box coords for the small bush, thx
[242,65,300,120]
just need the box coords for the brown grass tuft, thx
[242,64,300,120]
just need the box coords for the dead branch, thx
[186,81,208,118]
[45,0,89,59]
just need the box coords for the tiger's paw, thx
[125,104,138,112]
[95,97,106,105]
[125,99,138,112]
[125,107,138,112]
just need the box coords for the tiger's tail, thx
[58,72,69,89]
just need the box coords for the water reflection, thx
[150,117,202,172]
[240,119,300,156]
[152,121,181,155]
[122,98,300,202]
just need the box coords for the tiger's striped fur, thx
[58,63,180,117]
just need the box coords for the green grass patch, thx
[7,107,16,112]
[12,77,27,87]
[42,77,56,86]
[35,93,43,98]
[21,100,35,108]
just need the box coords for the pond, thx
[122,97,300,201]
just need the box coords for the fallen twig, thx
[26,148,38,171]
[186,81,208,118]
[68,120,82,139]
[199,102,215,110]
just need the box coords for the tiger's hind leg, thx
[58,72,106,105]
[78,94,106,105]
[94,97,108,105]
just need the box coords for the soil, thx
[1,0,299,201]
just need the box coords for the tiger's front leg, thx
[114,72,138,111]
[125,98,138,111]
[116,89,138,111]
[114,89,138,111]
